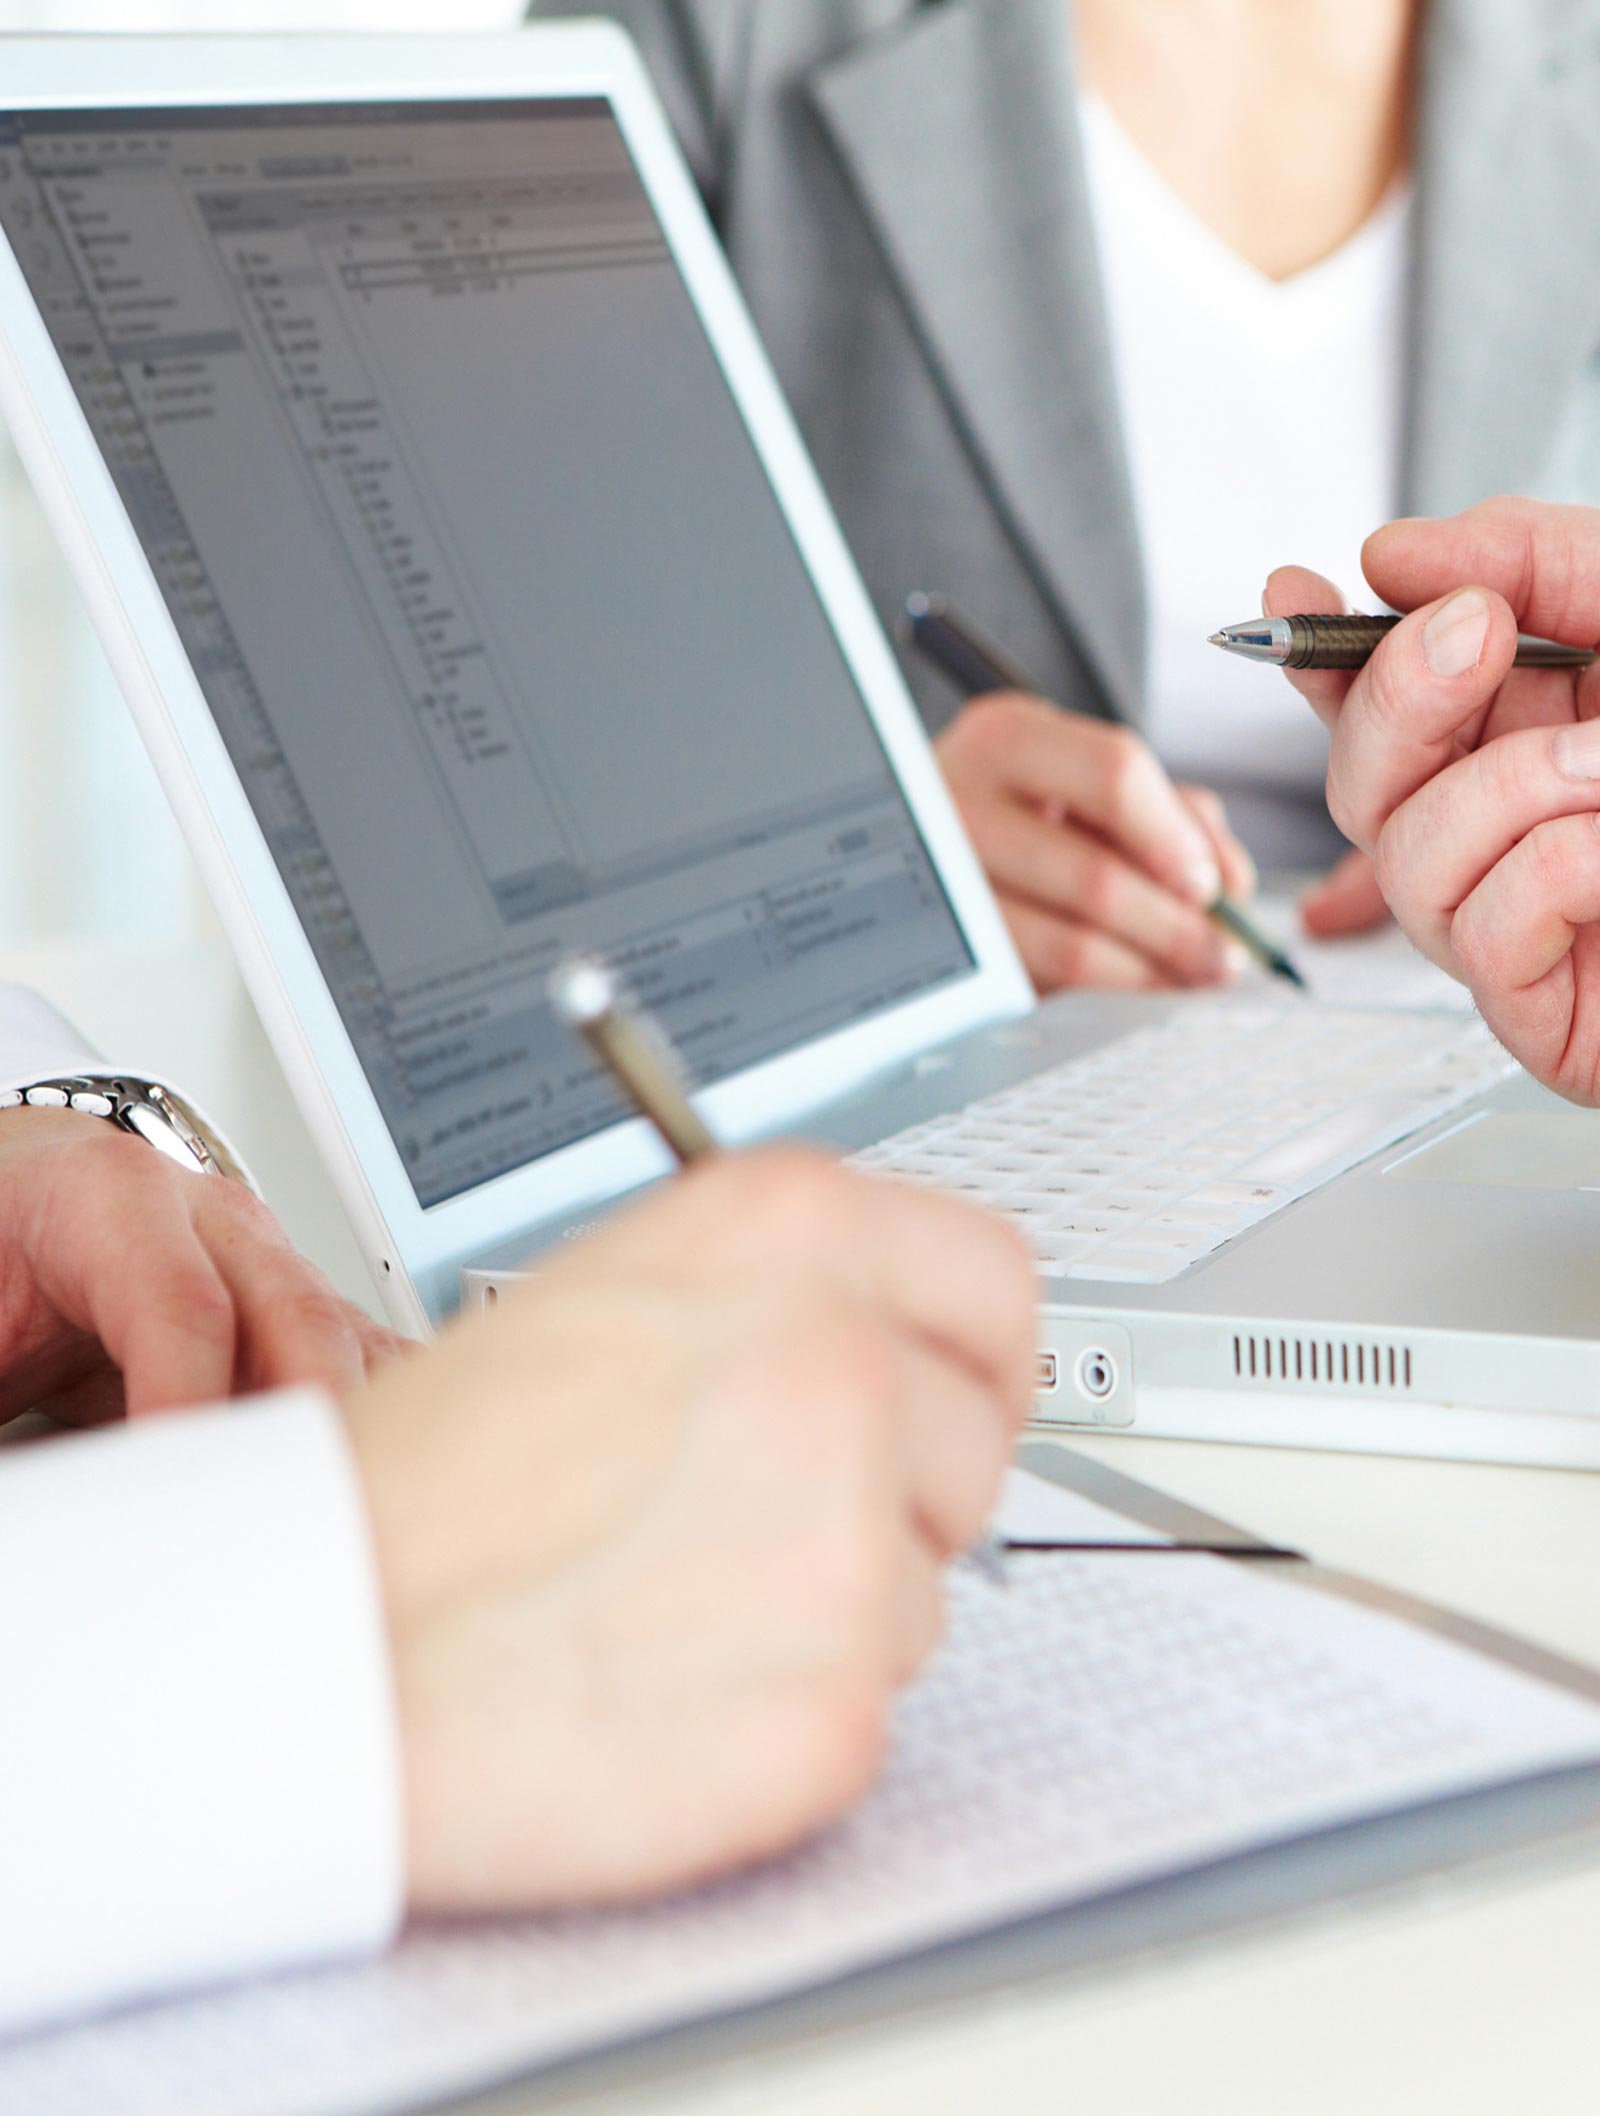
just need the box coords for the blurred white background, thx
[0,0,520,945]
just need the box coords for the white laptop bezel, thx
[0,26,1032,1328]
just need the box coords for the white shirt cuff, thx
[0,981,102,1083]
[0,981,257,1193]
[0,1392,404,2039]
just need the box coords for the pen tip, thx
[1207,633,1228,649]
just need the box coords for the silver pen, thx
[1211,612,1598,673]
[548,955,716,1162]
[548,954,1010,1587]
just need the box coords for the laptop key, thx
[1234,1094,1448,1192]
[1065,1247,1191,1286]
[854,1005,1513,1289]
[1029,1236,1096,1270]
[1188,1181,1288,1215]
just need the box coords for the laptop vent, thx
[1232,1334,1414,1392]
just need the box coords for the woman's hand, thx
[934,693,1257,994]
[1300,847,1391,938]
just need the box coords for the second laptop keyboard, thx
[851,1004,1518,1285]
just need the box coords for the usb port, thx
[1035,1352,1059,1394]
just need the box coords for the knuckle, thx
[791,1514,903,1659]
[193,1177,289,1255]
[726,1147,851,1244]
[368,1327,417,1367]
[1485,728,1542,814]
[1450,899,1493,984]
[1097,724,1148,806]
[946,694,1024,772]
[974,691,1030,744]
[1323,752,1370,848]
[93,1129,178,1191]
[154,1261,233,1337]
[798,1671,892,1811]
[1476,495,1566,633]
[911,1568,951,1662]
[1075,850,1121,928]
[1526,816,1584,903]
[932,716,975,784]
[1361,638,1419,743]
[955,793,1007,861]
[279,1280,358,1341]
[1371,821,1407,908]
[767,1307,898,1430]
[819,1314,901,1421]
[1043,924,1092,989]
[981,1205,1037,1310]
[210,1180,275,1232]
[1183,785,1224,832]
[840,1516,902,1612]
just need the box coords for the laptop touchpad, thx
[1387,1112,1600,1191]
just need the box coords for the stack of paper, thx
[7,1542,1599,2116]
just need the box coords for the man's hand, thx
[934,694,1257,993]
[343,1149,1036,1911]
[0,1106,409,1424]
[1268,497,1600,1101]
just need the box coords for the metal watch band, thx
[0,1074,245,1183]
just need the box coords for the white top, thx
[1079,96,1413,867]
[0,989,402,2040]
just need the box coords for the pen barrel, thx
[1509,636,1600,669]
[903,595,1040,698]
[1283,614,1398,670]
[1282,614,1597,671]
[581,1010,717,1166]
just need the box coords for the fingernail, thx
[1551,720,1600,780]
[1185,852,1222,906]
[1220,941,1252,985]
[1422,590,1490,679]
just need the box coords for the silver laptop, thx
[0,28,1596,1467]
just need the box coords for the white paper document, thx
[9,1553,1600,2116]
[997,1465,1171,1546]
[1248,892,1471,1012]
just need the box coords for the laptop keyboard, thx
[851,1004,1517,1285]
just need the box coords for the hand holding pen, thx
[1252,505,1600,1100]
[549,956,1017,1586]
[904,596,1298,991]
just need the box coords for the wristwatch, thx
[0,1074,250,1185]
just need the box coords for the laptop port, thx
[1075,1348,1119,1402]
[1030,1323,1134,1430]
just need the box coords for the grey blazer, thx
[526,0,1600,750]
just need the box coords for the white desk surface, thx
[7,937,1600,2116]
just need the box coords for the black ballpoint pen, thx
[903,593,1307,991]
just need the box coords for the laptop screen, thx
[0,98,974,1207]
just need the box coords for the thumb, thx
[1301,849,1390,937]
[1325,585,1521,852]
